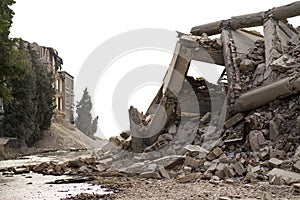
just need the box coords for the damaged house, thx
[106,2,300,185]
[21,41,74,123]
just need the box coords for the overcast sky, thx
[10,0,300,138]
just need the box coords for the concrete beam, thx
[231,76,300,114]
[191,1,300,36]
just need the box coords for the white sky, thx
[10,0,300,138]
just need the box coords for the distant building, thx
[55,71,74,123]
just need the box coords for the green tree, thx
[75,88,98,139]
[4,40,55,146]
[3,41,37,145]
[29,47,55,132]
[0,0,26,103]
[91,116,98,135]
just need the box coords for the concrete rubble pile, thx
[2,3,300,195]
[102,2,300,187]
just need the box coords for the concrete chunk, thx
[239,58,256,71]
[248,130,265,151]
[158,165,170,179]
[293,183,300,193]
[200,112,211,124]
[269,175,284,185]
[224,113,244,129]
[177,173,202,183]
[215,170,226,179]
[244,172,258,183]
[267,168,300,182]
[268,158,283,168]
[207,162,218,172]
[293,160,300,172]
[207,147,223,161]
[13,167,30,174]
[203,161,212,171]
[269,120,280,141]
[233,162,245,176]
[223,165,236,178]
[184,156,201,169]
[140,171,161,179]
[32,162,49,172]
[250,165,261,173]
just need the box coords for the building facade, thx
[55,71,74,123]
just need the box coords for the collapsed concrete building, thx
[105,1,300,185]
[121,1,300,153]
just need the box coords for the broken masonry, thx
[105,1,300,186]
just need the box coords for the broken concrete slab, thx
[267,168,300,183]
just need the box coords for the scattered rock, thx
[268,158,283,168]
[140,171,161,179]
[177,173,202,183]
[207,147,223,161]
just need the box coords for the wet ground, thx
[0,150,111,200]
[0,172,111,200]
